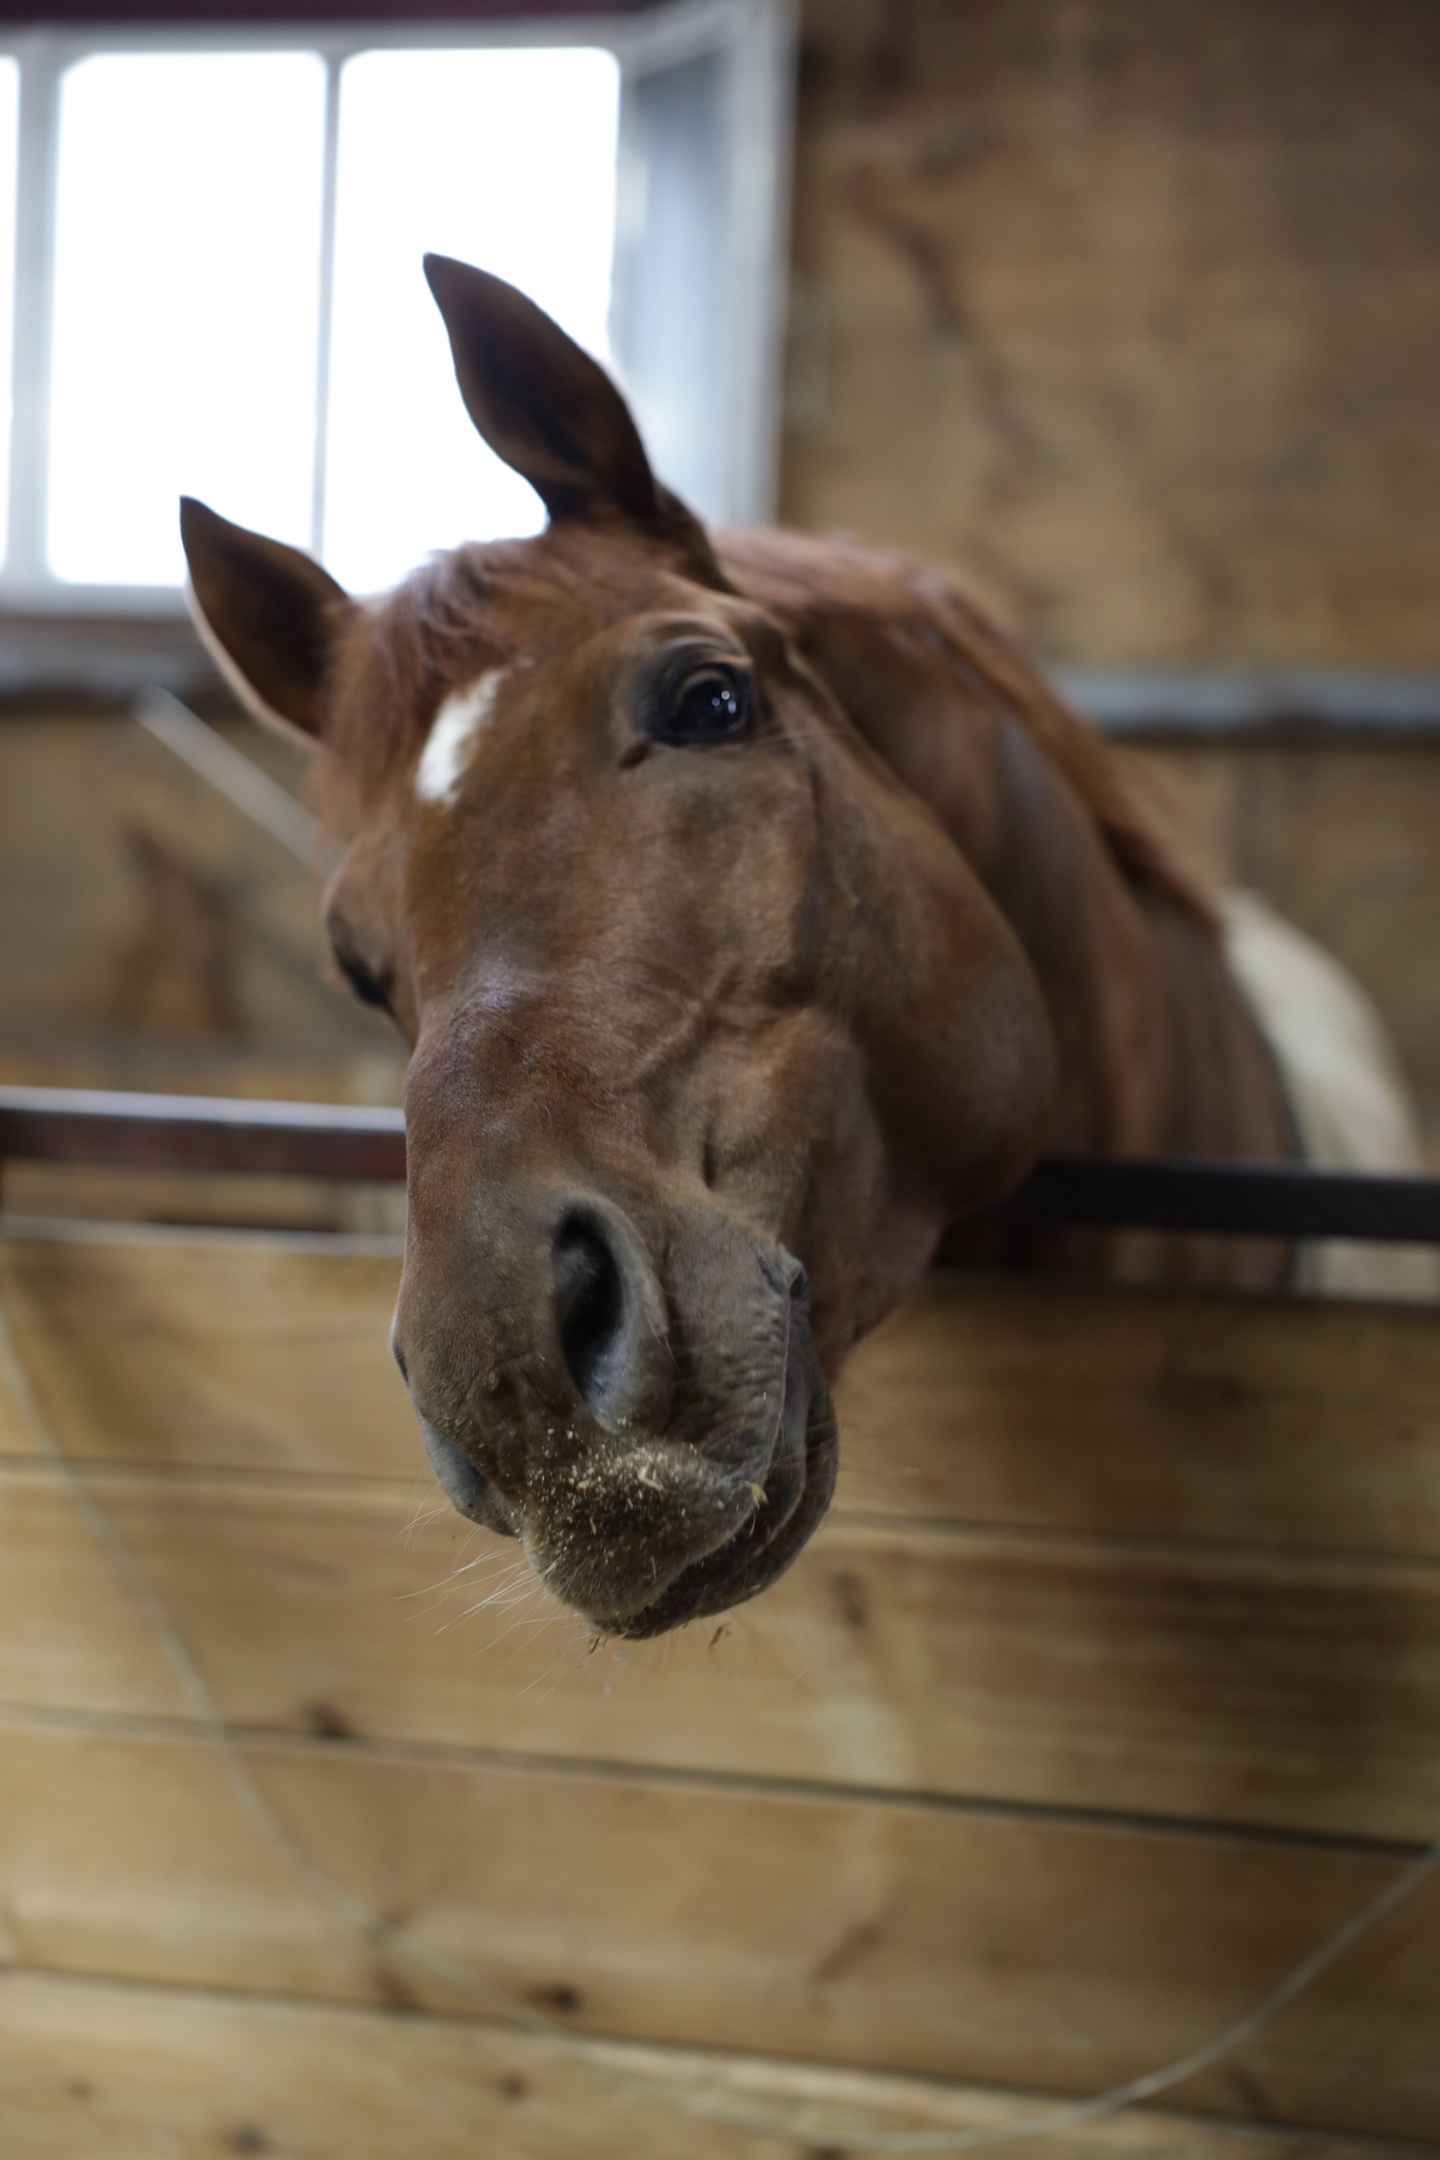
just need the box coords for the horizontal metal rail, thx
[2,1084,1439,1244]
[0,1086,405,1184]
[987,1154,1440,1245]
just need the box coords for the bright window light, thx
[47,53,326,585]
[0,9,784,612]
[322,47,619,594]
[0,59,19,561]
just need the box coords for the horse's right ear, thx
[180,497,352,743]
[422,253,725,580]
[423,255,661,530]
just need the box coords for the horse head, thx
[180,258,1053,1636]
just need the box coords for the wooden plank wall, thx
[0,712,366,1076]
[1132,738,1440,1129]
[0,711,408,1230]
[785,0,1440,673]
[1,1224,1437,2152]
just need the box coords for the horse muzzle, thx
[393,1184,838,1635]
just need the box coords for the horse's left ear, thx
[180,497,352,742]
[423,255,720,573]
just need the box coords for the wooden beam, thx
[0,1712,1435,2139]
[4,1228,1439,2140]
[4,1461,1440,1842]
[833,1278,1440,1554]
[0,1967,1417,2160]
[6,1234,1440,1559]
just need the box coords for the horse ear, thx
[179,497,352,742]
[422,254,666,531]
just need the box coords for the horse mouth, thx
[591,1345,839,1643]
[409,1241,839,1639]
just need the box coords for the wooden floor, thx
[1,1222,1439,2153]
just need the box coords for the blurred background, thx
[0,0,1436,1221]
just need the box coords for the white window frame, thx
[0,0,794,619]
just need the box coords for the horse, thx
[178,255,1431,1639]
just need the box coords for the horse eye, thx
[333,944,391,1012]
[655,666,751,745]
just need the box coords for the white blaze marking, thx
[415,670,505,804]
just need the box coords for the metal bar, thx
[1058,668,1440,741]
[5,33,61,594]
[0,1086,405,1182]
[4,1086,1440,1243]
[134,689,333,866]
[985,1155,1440,1246]
[309,47,341,561]
[716,0,794,525]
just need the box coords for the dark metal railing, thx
[986,1154,1440,1244]
[0,1086,405,1185]
[2,1084,1439,1245]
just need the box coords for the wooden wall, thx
[783,0,1440,669]
[1,1225,1438,2152]
[0,711,396,1092]
[0,710,406,1226]
[1135,738,1440,1125]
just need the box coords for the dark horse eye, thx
[333,944,391,1012]
[653,665,752,745]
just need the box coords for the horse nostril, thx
[758,1245,809,1305]
[550,1198,674,1432]
[553,1211,626,1413]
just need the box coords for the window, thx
[324,47,619,592]
[48,51,329,587]
[0,57,19,556]
[0,3,793,616]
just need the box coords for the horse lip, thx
[415,1410,517,1534]
[408,1248,835,1630]
[583,1317,838,1641]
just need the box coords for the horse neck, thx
[901,695,1292,1159]
[723,531,1287,1163]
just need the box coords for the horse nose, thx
[552,1196,675,1433]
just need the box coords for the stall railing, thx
[3,1083,1439,1245]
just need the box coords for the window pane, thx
[324,48,619,594]
[0,58,18,563]
[47,53,326,586]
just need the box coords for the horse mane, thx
[717,528,1216,931]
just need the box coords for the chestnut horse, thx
[178,257,1411,1639]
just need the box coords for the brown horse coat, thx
[180,259,1295,1635]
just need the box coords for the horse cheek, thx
[857,875,1056,1224]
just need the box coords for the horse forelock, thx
[314,524,730,825]
[314,547,499,820]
